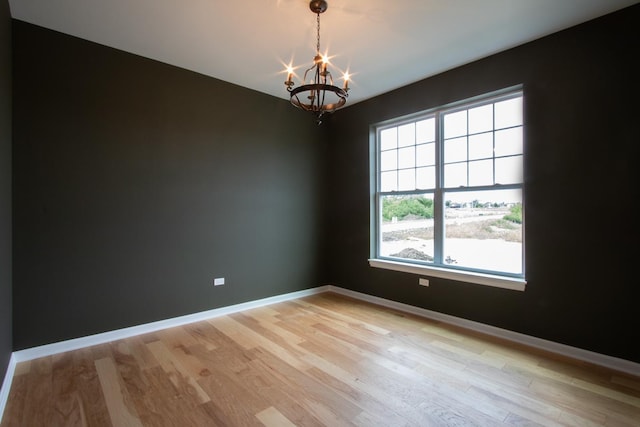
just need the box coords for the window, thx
[370,87,526,291]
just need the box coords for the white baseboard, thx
[327,285,640,378]
[12,285,330,363]
[0,354,16,423]
[2,284,638,423]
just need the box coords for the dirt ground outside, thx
[380,208,522,273]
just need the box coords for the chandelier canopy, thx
[284,0,350,125]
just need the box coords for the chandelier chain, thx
[316,13,321,54]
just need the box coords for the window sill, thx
[368,259,526,291]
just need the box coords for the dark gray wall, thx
[12,21,323,349]
[9,4,640,367]
[0,0,12,385]
[324,4,640,363]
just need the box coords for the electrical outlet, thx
[418,278,429,287]
[213,277,225,286]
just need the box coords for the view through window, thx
[373,88,524,282]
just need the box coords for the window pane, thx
[398,169,416,191]
[468,159,493,186]
[380,150,397,171]
[468,104,493,134]
[495,128,523,157]
[416,118,435,143]
[444,137,467,163]
[398,123,415,147]
[495,155,523,184]
[444,110,467,138]
[381,171,397,191]
[416,142,435,167]
[444,189,522,274]
[398,146,415,169]
[494,97,522,129]
[444,162,467,188]
[468,132,493,160]
[380,194,435,263]
[380,127,397,150]
[416,166,435,189]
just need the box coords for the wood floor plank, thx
[70,347,113,426]
[136,365,216,427]
[21,356,53,427]
[255,406,297,427]
[231,312,307,353]
[108,340,182,426]
[2,292,639,426]
[194,361,268,426]
[183,321,222,351]
[0,373,28,427]
[305,318,486,421]
[245,347,361,425]
[156,326,200,351]
[291,297,392,336]
[13,361,30,376]
[612,374,640,392]
[164,342,214,383]
[145,340,210,405]
[465,384,563,426]
[431,339,506,369]
[306,293,430,336]
[49,352,88,427]
[211,314,309,371]
[94,357,143,427]
[303,366,410,426]
[300,346,444,426]
[123,335,161,370]
[110,341,151,396]
[143,365,192,426]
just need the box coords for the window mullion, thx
[433,111,444,264]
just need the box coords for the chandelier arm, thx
[319,86,326,112]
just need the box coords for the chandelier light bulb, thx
[285,66,294,86]
[343,72,350,90]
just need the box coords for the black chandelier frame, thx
[285,0,349,124]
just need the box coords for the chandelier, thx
[284,0,350,125]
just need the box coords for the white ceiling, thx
[8,0,638,107]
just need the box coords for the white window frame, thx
[369,86,527,291]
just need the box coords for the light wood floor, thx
[1,292,639,426]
